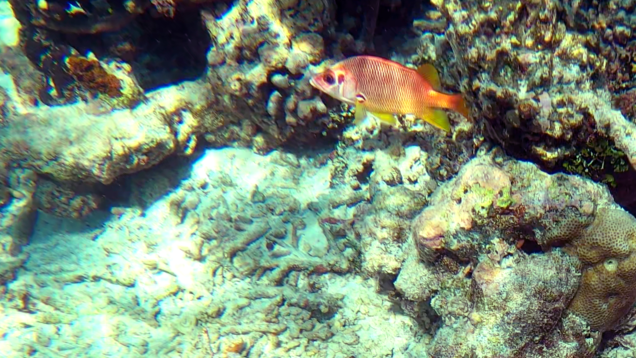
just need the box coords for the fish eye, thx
[324,73,335,85]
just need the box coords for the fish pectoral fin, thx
[354,103,368,125]
[420,108,451,132]
[369,111,398,126]
[416,64,442,91]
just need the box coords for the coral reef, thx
[404,149,636,356]
[431,0,636,201]
[0,0,351,218]
[5,143,635,357]
[4,0,636,357]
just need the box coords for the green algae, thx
[562,136,628,187]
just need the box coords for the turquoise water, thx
[2,1,636,357]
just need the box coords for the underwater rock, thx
[431,250,588,357]
[33,177,101,219]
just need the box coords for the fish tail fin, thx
[450,94,470,120]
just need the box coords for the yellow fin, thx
[416,64,442,90]
[369,111,398,126]
[420,108,451,132]
[354,102,367,124]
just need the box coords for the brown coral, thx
[65,55,122,97]
[567,207,636,332]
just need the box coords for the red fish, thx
[309,55,470,132]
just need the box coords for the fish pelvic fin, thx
[354,103,398,127]
[417,64,442,91]
[420,108,451,132]
[354,102,367,125]
[369,111,398,126]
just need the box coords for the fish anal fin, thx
[420,108,451,132]
[416,64,442,91]
[369,111,398,126]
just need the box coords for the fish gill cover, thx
[2,0,636,357]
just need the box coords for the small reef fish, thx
[309,55,470,132]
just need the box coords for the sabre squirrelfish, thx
[309,55,470,132]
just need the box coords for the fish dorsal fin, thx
[420,108,451,132]
[417,64,441,91]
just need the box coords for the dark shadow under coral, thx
[18,5,212,102]
[123,10,211,91]
[101,147,207,212]
[65,9,211,91]
[334,0,431,56]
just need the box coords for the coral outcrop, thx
[431,0,636,208]
[405,149,636,356]
[0,0,343,217]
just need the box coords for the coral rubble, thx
[0,148,427,357]
[0,165,35,286]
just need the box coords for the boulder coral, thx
[407,149,636,356]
